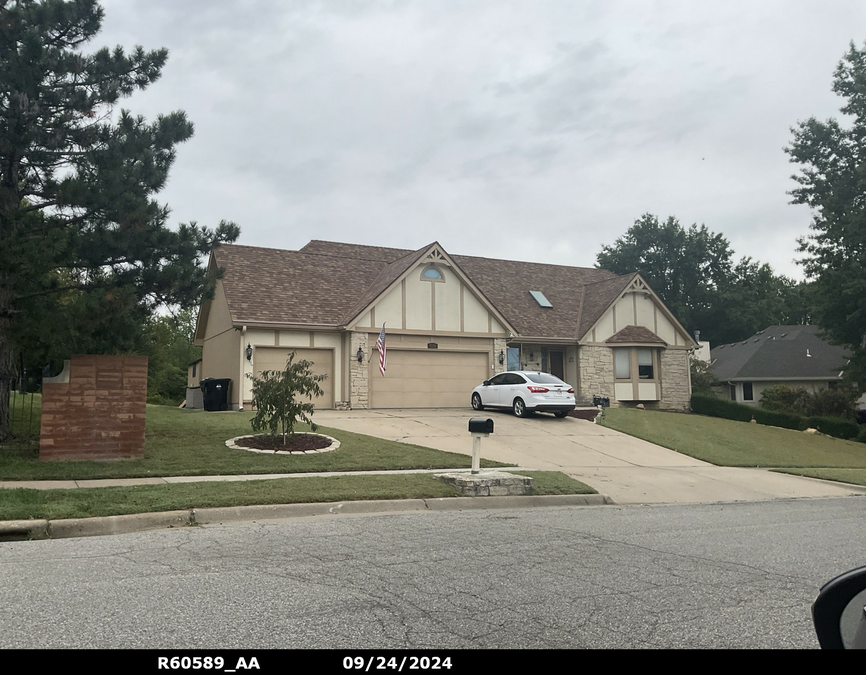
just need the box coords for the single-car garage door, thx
[370,349,490,408]
[253,347,334,409]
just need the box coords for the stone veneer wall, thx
[577,346,615,404]
[659,349,691,411]
[493,337,508,375]
[39,355,147,461]
[349,331,369,409]
[578,345,691,411]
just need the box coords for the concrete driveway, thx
[316,408,866,504]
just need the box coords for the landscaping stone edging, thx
[225,433,340,455]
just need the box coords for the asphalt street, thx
[2,497,865,650]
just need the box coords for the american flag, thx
[376,324,386,376]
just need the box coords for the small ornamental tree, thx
[249,352,326,445]
[689,357,720,396]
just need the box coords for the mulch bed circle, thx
[225,433,340,455]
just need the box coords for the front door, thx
[550,350,564,380]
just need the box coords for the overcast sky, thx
[94,0,866,280]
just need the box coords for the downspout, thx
[239,325,247,411]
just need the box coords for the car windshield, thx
[525,372,566,384]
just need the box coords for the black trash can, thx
[201,378,231,411]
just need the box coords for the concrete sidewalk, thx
[0,467,541,491]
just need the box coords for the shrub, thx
[760,384,858,420]
[692,393,864,441]
[750,408,805,431]
[806,416,861,440]
[249,352,327,445]
[690,394,753,422]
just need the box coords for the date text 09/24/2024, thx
[344,656,453,671]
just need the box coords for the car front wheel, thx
[471,393,484,411]
[513,398,529,418]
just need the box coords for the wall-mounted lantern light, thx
[357,347,364,364]
[245,343,253,362]
[498,350,505,366]
[529,351,535,361]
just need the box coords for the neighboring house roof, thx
[710,325,850,381]
[607,325,666,345]
[209,240,675,341]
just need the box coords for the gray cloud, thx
[90,0,866,279]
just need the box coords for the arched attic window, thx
[421,266,444,282]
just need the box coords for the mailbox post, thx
[468,418,494,474]
[592,395,610,423]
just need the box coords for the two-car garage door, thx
[254,346,492,409]
[370,350,490,408]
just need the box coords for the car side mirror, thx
[813,565,866,648]
[482,380,490,386]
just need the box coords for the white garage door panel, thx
[253,347,334,409]
[371,350,490,408]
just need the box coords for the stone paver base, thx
[435,471,533,496]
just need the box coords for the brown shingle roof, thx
[576,274,636,339]
[606,325,667,345]
[211,241,642,339]
[449,254,620,339]
[213,244,388,326]
[301,240,411,262]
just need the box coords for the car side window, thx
[505,373,525,385]
[488,374,509,386]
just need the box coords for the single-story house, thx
[192,240,696,411]
[710,325,851,405]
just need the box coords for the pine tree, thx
[0,0,239,439]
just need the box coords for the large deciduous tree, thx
[0,0,239,439]
[786,41,866,389]
[596,214,805,345]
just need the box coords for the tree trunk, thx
[0,290,13,442]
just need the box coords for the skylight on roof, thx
[529,290,553,308]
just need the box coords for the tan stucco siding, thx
[201,328,240,405]
[462,287,489,333]
[200,280,241,406]
[377,282,405,329]
[635,294,655,331]
[591,291,690,346]
[358,262,507,337]
[434,267,461,331]
[355,310,372,328]
[592,311,615,342]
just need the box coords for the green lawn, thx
[598,407,866,468]
[0,398,509,480]
[0,396,596,520]
[772,468,866,487]
[0,471,595,520]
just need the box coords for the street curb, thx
[48,510,192,539]
[0,493,613,541]
[0,519,49,541]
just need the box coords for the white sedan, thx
[471,371,576,418]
